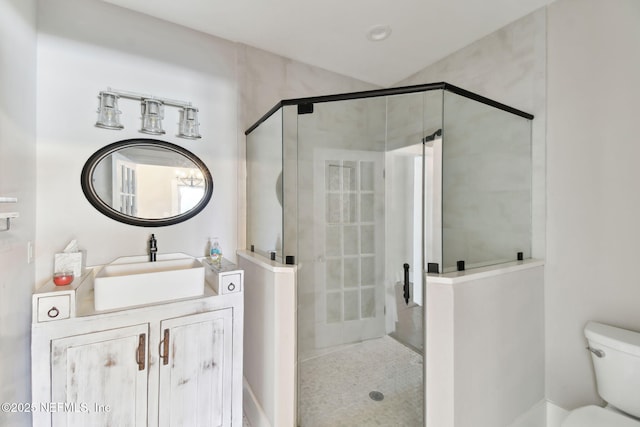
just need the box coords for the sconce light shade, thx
[140,98,165,135]
[177,106,202,139]
[95,91,124,130]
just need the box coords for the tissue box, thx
[54,250,86,277]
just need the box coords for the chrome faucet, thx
[149,234,157,262]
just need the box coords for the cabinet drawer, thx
[37,295,70,322]
[221,273,242,294]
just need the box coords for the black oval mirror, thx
[81,139,213,227]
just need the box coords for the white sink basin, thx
[94,253,205,311]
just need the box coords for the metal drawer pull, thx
[586,346,605,358]
[47,307,60,318]
[159,329,170,365]
[136,334,146,370]
[227,282,236,291]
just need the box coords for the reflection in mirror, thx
[82,139,213,227]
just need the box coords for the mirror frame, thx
[81,138,213,227]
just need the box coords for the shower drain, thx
[369,391,384,401]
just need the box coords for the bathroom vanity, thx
[31,256,243,427]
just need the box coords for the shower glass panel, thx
[295,92,432,427]
[441,91,532,272]
[246,110,283,261]
[296,96,387,354]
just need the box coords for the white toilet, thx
[562,321,640,427]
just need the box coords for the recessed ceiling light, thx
[367,25,392,42]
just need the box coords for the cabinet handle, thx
[47,306,60,318]
[159,329,170,365]
[136,333,146,371]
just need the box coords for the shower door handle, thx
[403,263,410,305]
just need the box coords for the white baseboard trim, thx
[243,377,271,427]
[506,400,569,427]
[546,401,569,427]
[507,399,547,427]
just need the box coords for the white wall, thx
[238,252,296,427]
[0,1,37,426]
[35,0,238,286]
[237,44,377,132]
[427,263,545,427]
[545,0,640,410]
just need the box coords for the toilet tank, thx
[585,321,640,418]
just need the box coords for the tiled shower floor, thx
[298,335,424,427]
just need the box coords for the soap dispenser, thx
[210,237,222,265]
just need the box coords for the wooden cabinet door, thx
[50,324,149,427]
[158,308,233,427]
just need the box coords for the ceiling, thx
[102,0,554,87]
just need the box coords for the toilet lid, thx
[563,405,640,427]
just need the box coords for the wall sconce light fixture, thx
[177,106,201,140]
[95,91,124,130]
[95,88,201,140]
[140,98,165,135]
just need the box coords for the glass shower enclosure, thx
[245,83,533,427]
